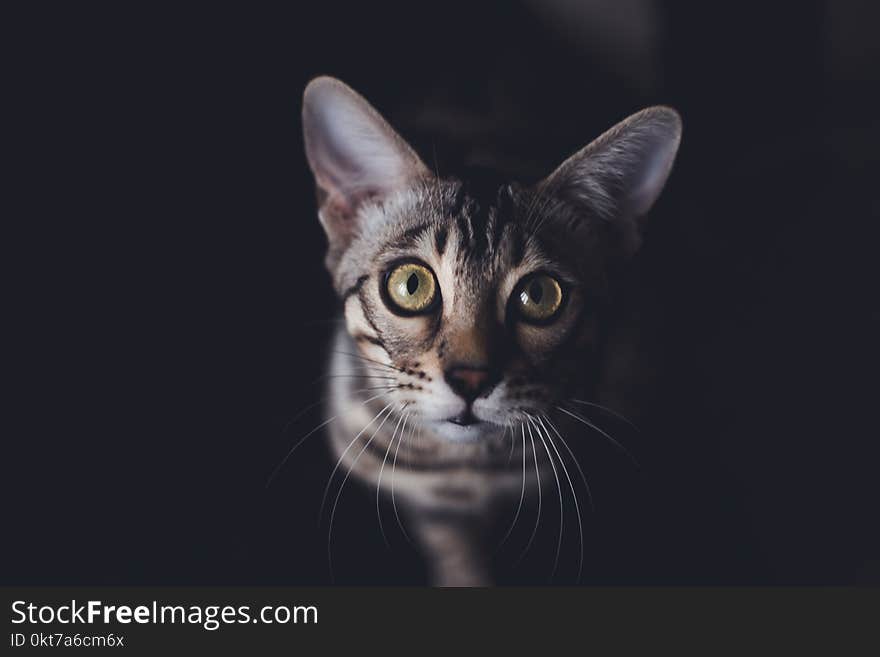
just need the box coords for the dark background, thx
[7,1,879,584]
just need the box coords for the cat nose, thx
[444,365,494,402]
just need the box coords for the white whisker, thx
[376,406,409,547]
[497,421,527,553]
[391,412,414,546]
[359,391,394,406]
[570,398,639,432]
[539,414,585,582]
[266,416,336,488]
[318,402,394,524]
[331,349,406,374]
[529,415,564,581]
[327,402,400,580]
[517,418,542,564]
[557,405,639,467]
[505,420,516,465]
[280,398,329,438]
[543,415,594,511]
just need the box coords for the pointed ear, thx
[302,77,429,260]
[539,106,682,254]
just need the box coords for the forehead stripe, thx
[434,226,448,256]
[391,221,434,249]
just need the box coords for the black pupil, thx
[406,273,420,295]
[529,280,544,304]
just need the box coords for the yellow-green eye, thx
[515,274,564,323]
[385,262,438,314]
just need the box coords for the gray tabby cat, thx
[301,76,681,586]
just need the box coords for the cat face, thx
[302,77,681,443]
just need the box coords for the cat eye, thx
[383,261,439,314]
[514,273,564,323]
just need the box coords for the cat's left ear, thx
[302,77,430,267]
[539,106,682,255]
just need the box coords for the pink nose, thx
[445,366,493,401]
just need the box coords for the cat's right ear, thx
[302,77,429,263]
[538,106,682,256]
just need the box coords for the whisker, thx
[557,405,640,468]
[316,373,396,382]
[327,402,400,581]
[497,421,527,553]
[275,384,398,473]
[331,349,406,374]
[279,397,327,437]
[528,414,564,581]
[265,416,336,489]
[543,415,594,511]
[390,412,415,546]
[308,362,398,386]
[539,414,585,582]
[570,398,640,432]
[318,401,394,524]
[348,361,400,376]
[505,420,516,465]
[282,367,393,436]
[517,418,542,565]
[359,391,394,405]
[376,406,410,548]
[348,385,402,395]
[284,381,395,430]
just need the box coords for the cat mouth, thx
[423,410,497,442]
[448,410,481,427]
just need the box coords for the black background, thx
[6,2,879,585]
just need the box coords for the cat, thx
[301,76,681,586]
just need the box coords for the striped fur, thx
[302,77,681,585]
